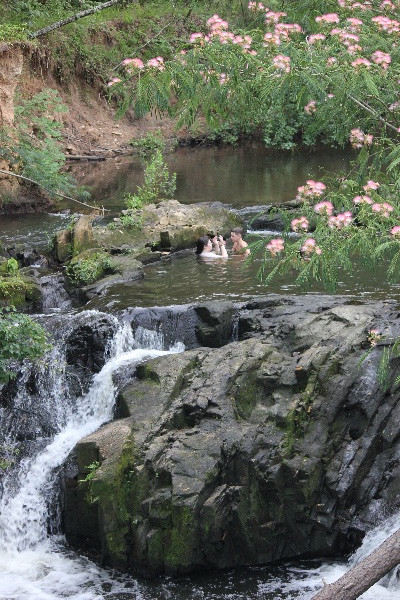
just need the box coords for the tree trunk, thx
[28,0,126,39]
[312,528,400,600]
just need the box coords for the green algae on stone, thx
[164,505,196,571]
[66,249,118,286]
[0,275,40,308]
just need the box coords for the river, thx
[0,145,399,599]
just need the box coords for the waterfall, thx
[0,311,184,599]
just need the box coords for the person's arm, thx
[211,235,221,254]
[218,235,228,258]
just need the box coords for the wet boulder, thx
[195,302,237,347]
[94,199,244,254]
[64,315,117,378]
[64,295,400,577]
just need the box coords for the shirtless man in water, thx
[230,227,250,256]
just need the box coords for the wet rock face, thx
[64,295,400,577]
[64,316,117,390]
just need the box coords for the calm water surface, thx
[66,143,354,211]
[88,246,400,312]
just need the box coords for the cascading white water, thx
[0,313,183,600]
[269,512,400,599]
[1,311,400,600]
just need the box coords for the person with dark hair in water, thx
[195,235,228,258]
[230,227,250,256]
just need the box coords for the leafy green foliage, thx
[0,89,77,198]
[66,252,117,285]
[129,149,176,206]
[107,0,400,293]
[130,130,167,162]
[79,461,101,483]
[110,2,400,149]
[0,259,19,276]
[120,194,144,229]
[0,307,49,383]
[0,23,27,41]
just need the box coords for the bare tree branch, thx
[0,168,109,212]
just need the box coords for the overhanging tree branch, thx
[28,0,127,40]
[0,168,109,212]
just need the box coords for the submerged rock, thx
[64,295,400,577]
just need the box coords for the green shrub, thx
[0,306,49,383]
[0,24,27,41]
[130,131,167,162]
[66,251,117,286]
[134,149,176,205]
[0,89,77,198]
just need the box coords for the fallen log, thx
[66,155,106,161]
[312,528,400,600]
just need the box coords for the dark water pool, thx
[87,242,400,312]
[66,143,354,212]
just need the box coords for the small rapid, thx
[0,312,183,599]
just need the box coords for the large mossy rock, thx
[93,200,243,255]
[54,201,243,299]
[64,296,400,577]
[54,216,95,263]
[0,274,41,310]
[54,200,243,264]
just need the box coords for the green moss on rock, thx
[164,505,196,570]
[66,249,118,286]
[0,275,40,308]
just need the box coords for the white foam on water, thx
[0,317,182,599]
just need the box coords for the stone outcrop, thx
[64,295,400,577]
[96,200,244,255]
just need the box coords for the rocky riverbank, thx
[64,295,400,577]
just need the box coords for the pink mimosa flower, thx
[353,195,373,205]
[372,202,394,217]
[297,180,326,200]
[391,225,400,236]
[265,11,287,24]
[316,13,340,24]
[349,128,373,148]
[328,212,353,229]
[272,54,291,73]
[301,238,322,257]
[291,216,309,232]
[371,50,391,69]
[308,33,326,44]
[314,201,334,215]
[368,329,382,346]
[363,180,380,191]
[351,58,371,68]
[266,238,285,256]
[304,100,317,114]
